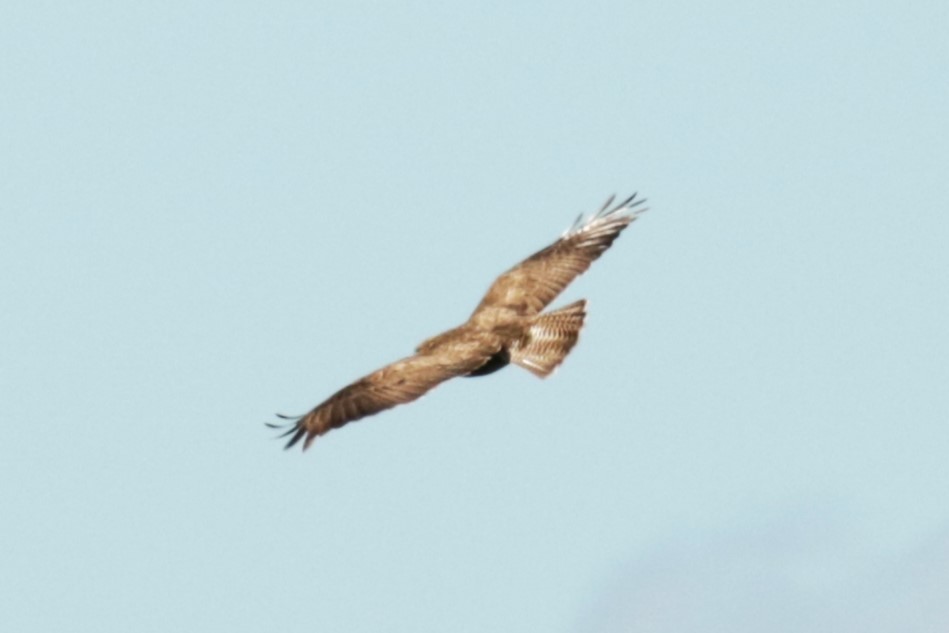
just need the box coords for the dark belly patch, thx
[465,349,510,377]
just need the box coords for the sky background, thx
[2,1,948,631]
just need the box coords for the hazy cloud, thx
[581,512,949,632]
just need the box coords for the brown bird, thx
[270,193,647,450]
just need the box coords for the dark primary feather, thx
[471,193,647,317]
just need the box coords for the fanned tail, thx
[510,300,587,378]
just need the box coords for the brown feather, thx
[280,331,501,449]
[471,193,646,319]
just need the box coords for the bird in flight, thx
[270,193,647,450]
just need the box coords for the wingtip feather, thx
[267,413,311,450]
[598,194,616,215]
[569,192,648,236]
[283,424,309,450]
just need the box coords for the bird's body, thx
[271,193,646,450]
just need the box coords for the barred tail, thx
[510,300,587,378]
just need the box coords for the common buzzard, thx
[270,193,647,450]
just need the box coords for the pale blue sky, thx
[2,1,948,631]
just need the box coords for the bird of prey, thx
[270,193,647,450]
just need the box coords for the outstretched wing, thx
[472,194,646,317]
[271,344,495,450]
